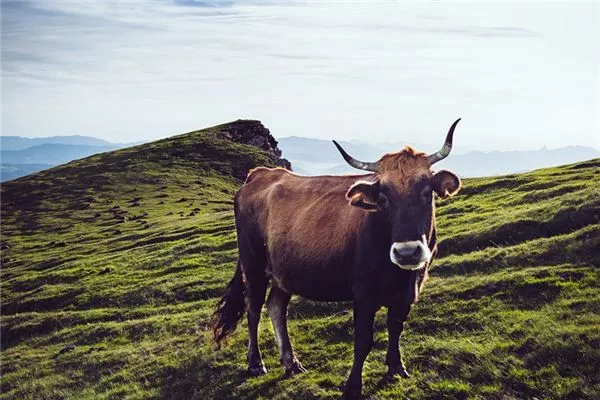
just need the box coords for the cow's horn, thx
[332,140,378,172]
[427,118,461,165]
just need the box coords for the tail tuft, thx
[211,260,246,348]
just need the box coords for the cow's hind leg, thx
[245,268,268,376]
[266,285,306,377]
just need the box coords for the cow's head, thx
[333,118,462,270]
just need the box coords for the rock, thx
[216,120,292,171]
[276,157,292,170]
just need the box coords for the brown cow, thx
[212,119,462,399]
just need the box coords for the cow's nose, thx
[390,240,432,269]
[392,245,421,262]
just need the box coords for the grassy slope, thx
[1,124,599,399]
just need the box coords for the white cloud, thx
[1,0,599,151]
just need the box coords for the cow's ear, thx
[346,178,381,212]
[431,170,461,198]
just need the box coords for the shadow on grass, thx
[288,299,351,319]
[363,374,408,400]
[3,288,85,315]
[440,276,563,310]
[155,355,288,400]
[438,204,599,256]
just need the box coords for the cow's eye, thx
[377,192,390,208]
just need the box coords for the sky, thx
[2,1,599,151]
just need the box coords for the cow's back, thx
[235,168,373,301]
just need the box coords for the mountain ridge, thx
[277,136,600,177]
[0,135,117,150]
[2,132,597,181]
[0,135,144,151]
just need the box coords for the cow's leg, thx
[266,285,306,377]
[385,307,410,378]
[386,271,417,378]
[246,272,268,376]
[343,303,376,399]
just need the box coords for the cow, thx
[212,119,462,399]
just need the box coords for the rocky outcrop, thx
[215,120,292,170]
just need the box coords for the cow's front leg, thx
[343,303,376,399]
[385,307,410,378]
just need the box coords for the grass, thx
[1,122,599,399]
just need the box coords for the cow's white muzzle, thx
[389,237,431,270]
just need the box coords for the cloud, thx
[1,1,598,151]
[171,0,235,7]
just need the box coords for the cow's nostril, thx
[412,246,422,259]
[393,246,415,260]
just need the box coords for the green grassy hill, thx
[1,121,599,400]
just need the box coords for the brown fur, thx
[378,147,429,175]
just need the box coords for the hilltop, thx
[1,121,599,399]
[0,125,291,182]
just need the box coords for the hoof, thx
[284,360,307,378]
[341,389,362,400]
[386,364,410,379]
[248,364,267,376]
[341,380,362,399]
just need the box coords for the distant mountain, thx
[437,146,600,177]
[278,136,384,164]
[277,136,600,177]
[0,164,53,182]
[277,136,388,177]
[3,133,598,182]
[0,135,146,181]
[1,143,121,165]
[0,135,115,151]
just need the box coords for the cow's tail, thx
[211,259,246,348]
